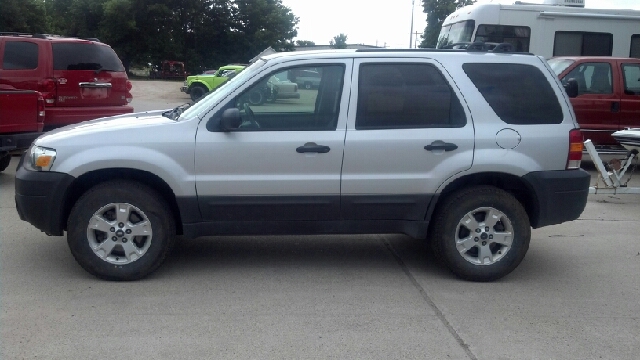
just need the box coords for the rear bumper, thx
[44,105,134,129]
[14,155,75,236]
[523,169,591,228]
[0,131,43,153]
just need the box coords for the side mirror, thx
[564,78,579,98]
[220,108,242,131]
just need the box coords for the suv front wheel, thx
[67,180,175,281]
[430,186,531,282]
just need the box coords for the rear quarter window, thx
[2,41,39,70]
[462,63,564,125]
[52,43,124,71]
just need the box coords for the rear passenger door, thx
[340,59,474,221]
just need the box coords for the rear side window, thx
[553,32,612,56]
[2,41,38,70]
[356,63,466,129]
[622,64,640,95]
[52,43,124,71]
[463,63,563,125]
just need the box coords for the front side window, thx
[475,25,530,52]
[52,43,124,71]
[356,63,465,130]
[229,65,345,131]
[631,35,640,58]
[562,62,613,95]
[621,64,640,95]
[463,63,563,125]
[2,41,39,70]
[553,32,612,56]
[437,20,476,48]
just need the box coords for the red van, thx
[0,33,133,130]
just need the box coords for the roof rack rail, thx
[84,37,101,42]
[0,32,32,37]
[355,43,533,55]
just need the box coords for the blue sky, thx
[281,0,640,48]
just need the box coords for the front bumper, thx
[523,169,591,228]
[180,86,189,94]
[14,155,75,236]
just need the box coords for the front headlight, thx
[25,145,57,171]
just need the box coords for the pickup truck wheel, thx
[430,186,530,282]
[189,84,208,102]
[0,153,11,172]
[67,180,175,281]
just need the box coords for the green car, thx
[180,64,245,101]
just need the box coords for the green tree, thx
[295,40,315,46]
[420,0,474,48]
[0,0,48,33]
[329,33,347,49]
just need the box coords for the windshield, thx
[179,59,267,120]
[547,58,575,75]
[437,20,475,49]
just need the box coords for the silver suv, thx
[15,48,591,282]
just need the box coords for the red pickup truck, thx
[0,88,44,172]
[549,57,640,152]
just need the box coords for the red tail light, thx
[567,129,583,169]
[38,78,57,106]
[37,94,45,123]
[126,80,133,92]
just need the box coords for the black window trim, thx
[553,31,613,57]
[355,62,467,130]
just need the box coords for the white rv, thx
[436,0,640,58]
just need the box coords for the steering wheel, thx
[242,103,260,129]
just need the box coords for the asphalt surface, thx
[1,81,640,359]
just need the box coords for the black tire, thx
[0,153,11,172]
[247,90,265,106]
[430,186,530,282]
[304,81,312,89]
[67,180,176,281]
[189,84,208,102]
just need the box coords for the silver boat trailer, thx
[585,139,640,194]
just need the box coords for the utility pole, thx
[413,31,421,48]
[409,0,415,48]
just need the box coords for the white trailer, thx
[437,0,640,59]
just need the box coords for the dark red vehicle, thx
[549,56,640,152]
[0,87,45,172]
[149,60,187,79]
[0,33,133,130]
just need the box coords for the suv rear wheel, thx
[430,186,531,282]
[67,180,175,281]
